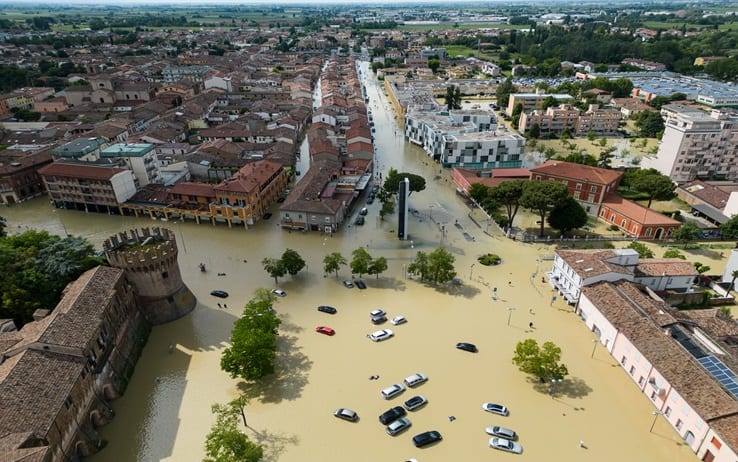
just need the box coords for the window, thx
[576,183,582,190]
[574,191,580,199]
[665,406,672,417]
[621,219,627,227]
[536,175,541,180]
[162,271,169,279]
[591,185,597,192]
[651,391,657,400]
[676,419,683,430]
[621,356,627,366]
[588,194,596,202]
[637,375,644,385]
[711,436,722,450]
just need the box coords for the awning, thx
[692,203,728,225]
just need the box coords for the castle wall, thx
[104,227,196,325]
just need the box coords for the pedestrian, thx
[448,415,456,422]
[529,308,534,315]
[529,322,534,329]
[508,281,512,286]
[579,440,585,448]
[224,304,227,309]
[217,303,222,308]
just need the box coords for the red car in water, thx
[315,326,335,336]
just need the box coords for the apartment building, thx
[642,108,738,183]
[505,92,573,116]
[405,108,525,168]
[519,104,621,137]
[529,160,622,215]
[38,161,137,212]
[163,65,211,84]
[100,143,160,187]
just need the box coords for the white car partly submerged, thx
[369,329,394,342]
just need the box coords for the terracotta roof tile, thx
[530,160,622,185]
[602,194,682,226]
[37,161,127,180]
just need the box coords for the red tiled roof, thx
[37,162,127,180]
[530,160,622,185]
[602,194,681,226]
[169,182,216,197]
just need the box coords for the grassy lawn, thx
[530,135,659,164]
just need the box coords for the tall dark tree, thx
[631,171,675,208]
[634,110,665,138]
[444,84,461,110]
[489,180,526,229]
[548,197,588,236]
[520,181,569,237]
[281,248,306,276]
[383,168,426,195]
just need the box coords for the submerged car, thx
[403,373,428,388]
[386,417,412,436]
[334,408,358,422]
[271,289,286,297]
[391,315,407,325]
[315,326,335,336]
[379,406,406,425]
[412,430,442,448]
[482,403,509,416]
[369,329,394,342]
[404,395,428,411]
[489,437,522,454]
[317,305,337,314]
[456,342,478,353]
[380,383,405,400]
[342,280,354,288]
[486,426,517,440]
[210,290,229,298]
[355,280,367,289]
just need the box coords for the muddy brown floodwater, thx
[1,63,699,462]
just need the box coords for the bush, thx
[608,224,620,231]
[602,242,616,249]
[478,253,501,266]
[490,211,509,228]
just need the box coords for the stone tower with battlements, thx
[103,227,196,324]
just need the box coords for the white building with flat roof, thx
[642,108,738,183]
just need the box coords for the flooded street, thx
[0,62,698,462]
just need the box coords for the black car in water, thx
[355,280,367,290]
[412,430,442,447]
[379,406,406,425]
[456,342,478,353]
[318,305,337,314]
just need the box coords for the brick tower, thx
[103,227,196,324]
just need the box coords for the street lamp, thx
[469,263,475,280]
[507,307,516,326]
[650,410,664,433]
[591,339,599,358]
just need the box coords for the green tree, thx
[0,216,5,238]
[520,181,569,237]
[467,183,490,204]
[379,200,395,219]
[548,197,587,236]
[407,251,430,281]
[204,402,263,462]
[261,257,286,284]
[512,339,569,381]
[383,168,426,195]
[627,241,654,259]
[444,84,461,110]
[495,77,517,110]
[528,123,540,139]
[281,248,306,276]
[367,256,388,279]
[587,131,596,142]
[323,252,346,277]
[694,262,711,274]
[634,110,665,138]
[720,215,738,239]
[662,249,686,259]
[674,221,700,247]
[428,58,440,74]
[220,292,281,381]
[631,171,675,208]
[427,247,457,284]
[350,247,372,278]
[598,146,616,169]
[489,180,525,229]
